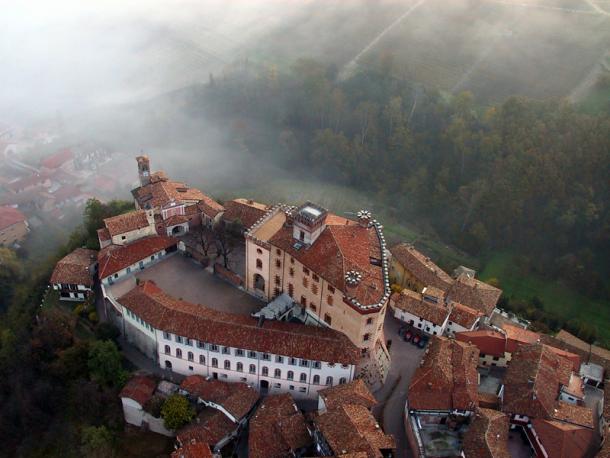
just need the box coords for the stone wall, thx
[214,263,243,287]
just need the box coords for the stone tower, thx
[136,155,150,187]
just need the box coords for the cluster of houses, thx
[47,155,610,457]
[120,374,394,458]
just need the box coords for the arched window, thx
[256,259,263,269]
[212,358,218,368]
[224,360,231,370]
[249,364,256,374]
[287,371,294,380]
[176,348,182,358]
[164,345,171,355]
[256,248,263,255]
[165,360,172,369]
[199,355,205,365]
[274,368,281,378]
[237,362,243,372]
[300,373,307,383]
[262,366,269,376]
[188,351,194,361]
[339,377,346,384]
[313,375,320,385]
[326,376,333,386]
[363,333,370,342]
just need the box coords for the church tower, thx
[136,155,150,187]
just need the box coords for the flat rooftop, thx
[108,254,264,316]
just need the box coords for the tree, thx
[161,394,194,430]
[80,425,115,458]
[214,224,235,269]
[87,340,127,387]
[198,226,214,258]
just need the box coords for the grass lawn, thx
[578,83,610,115]
[480,252,610,347]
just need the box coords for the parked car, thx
[412,334,421,345]
[418,335,429,349]
[398,326,407,337]
[403,330,413,342]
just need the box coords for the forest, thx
[199,56,610,340]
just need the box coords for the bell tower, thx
[136,155,150,187]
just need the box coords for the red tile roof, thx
[501,344,573,419]
[97,227,111,243]
[41,148,73,169]
[97,236,177,279]
[222,199,268,230]
[0,206,26,230]
[390,243,454,291]
[177,409,236,447]
[171,442,213,458]
[448,302,482,329]
[164,214,189,227]
[50,247,97,286]
[408,336,479,412]
[532,419,597,458]
[446,273,502,316]
[501,323,540,353]
[119,281,360,365]
[455,330,507,358]
[119,375,157,407]
[5,173,49,192]
[314,403,395,458]
[248,393,312,458]
[392,289,450,326]
[462,408,510,458]
[180,376,258,421]
[318,379,377,411]
[104,210,150,237]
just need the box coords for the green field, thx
[480,252,610,346]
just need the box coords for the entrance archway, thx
[260,379,269,394]
[165,360,172,369]
[253,273,265,292]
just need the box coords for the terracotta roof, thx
[180,375,258,421]
[171,442,213,458]
[599,429,610,458]
[392,289,450,326]
[455,330,507,358]
[119,375,156,407]
[248,394,312,458]
[222,199,268,230]
[501,344,573,419]
[446,273,502,316]
[177,409,236,447]
[448,302,482,329]
[5,173,48,192]
[104,210,150,237]
[532,419,597,458]
[50,247,97,286]
[552,401,595,428]
[0,206,26,230]
[555,330,610,364]
[318,379,377,411]
[97,227,111,242]
[97,236,178,279]
[501,323,540,353]
[408,336,479,411]
[605,384,610,421]
[462,408,510,458]
[390,243,454,291]
[314,403,395,458]
[41,148,73,169]
[264,212,387,308]
[164,214,189,227]
[119,281,360,365]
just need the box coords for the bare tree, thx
[214,224,234,269]
[198,226,214,257]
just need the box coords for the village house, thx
[49,247,97,301]
[499,343,601,457]
[0,206,29,246]
[312,379,395,457]
[405,336,480,457]
[221,198,268,233]
[171,442,214,458]
[40,148,74,173]
[112,280,359,401]
[244,203,391,381]
[103,209,157,246]
[132,156,224,235]
[461,407,511,458]
[248,393,312,458]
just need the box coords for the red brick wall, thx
[214,263,243,287]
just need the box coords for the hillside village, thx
[48,156,610,458]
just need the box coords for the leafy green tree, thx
[88,340,128,387]
[80,425,115,458]
[161,394,195,430]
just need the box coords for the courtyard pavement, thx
[373,313,425,458]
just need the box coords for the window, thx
[300,295,306,306]
[287,371,294,380]
[274,287,280,297]
[235,349,244,357]
[212,358,218,367]
[300,359,309,367]
[363,333,370,342]
[289,267,294,277]
[121,235,126,240]
[185,339,192,346]
[312,273,319,282]
[289,385,295,391]
[164,332,171,340]
[249,364,256,374]
[300,373,307,383]
[210,344,219,352]
[175,335,183,344]
[237,362,243,372]
[288,283,294,297]
[164,345,171,355]
[312,283,318,294]
[197,340,205,349]
[275,355,284,363]
[224,360,231,370]
[176,348,182,359]
[313,375,320,385]
[313,361,321,369]
[274,368,281,378]
[341,364,349,369]
[339,377,347,384]
[126,267,131,274]
[275,275,280,286]
[299,230,305,241]
[240,377,247,382]
[262,353,271,361]
[302,277,309,288]
[262,366,269,376]
[199,355,205,364]
[275,259,281,268]
[303,267,309,275]
[289,358,297,366]
[324,314,332,326]
[189,366,193,371]
[256,259,263,269]
[309,303,317,312]
[274,383,281,389]
[326,376,333,386]
[222,347,231,354]
[328,285,335,293]
[290,257,294,264]
[256,248,263,255]
[299,387,306,393]
[188,351,194,362]
[276,248,281,255]
[151,255,155,261]
[248,351,257,359]
[327,295,333,306]
[366,317,373,325]
[492,356,499,361]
